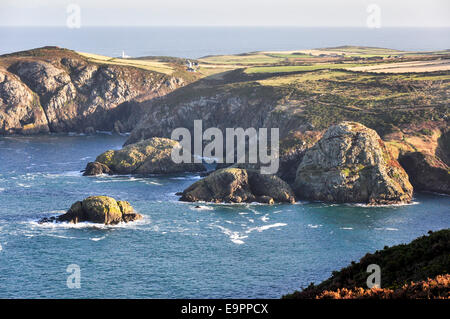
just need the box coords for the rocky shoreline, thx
[1,46,449,201]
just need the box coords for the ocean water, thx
[0,134,448,298]
[0,27,449,58]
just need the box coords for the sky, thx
[0,0,449,27]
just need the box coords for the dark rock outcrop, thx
[294,122,413,205]
[83,161,113,176]
[85,137,205,175]
[399,152,450,195]
[0,70,49,134]
[179,168,295,204]
[39,196,142,225]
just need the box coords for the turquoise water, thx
[0,134,449,298]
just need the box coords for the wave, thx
[307,224,322,228]
[348,201,420,208]
[375,227,399,231]
[90,236,106,241]
[189,205,214,211]
[29,215,150,230]
[245,223,287,233]
[215,225,247,245]
[68,132,86,136]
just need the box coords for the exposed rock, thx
[179,168,295,204]
[294,122,413,205]
[83,161,113,176]
[113,120,125,134]
[384,122,449,195]
[399,152,450,195]
[88,137,206,175]
[0,47,187,135]
[84,126,95,134]
[0,69,49,134]
[39,196,142,225]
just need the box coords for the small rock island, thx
[294,122,413,205]
[83,137,205,176]
[39,196,142,225]
[178,168,296,204]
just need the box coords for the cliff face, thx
[0,47,186,135]
[125,83,294,145]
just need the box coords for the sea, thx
[0,27,449,298]
[0,27,449,58]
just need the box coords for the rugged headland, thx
[1,46,449,197]
[0,47,194,134]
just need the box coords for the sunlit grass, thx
[77,52,175,75]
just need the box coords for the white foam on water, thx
[245,223,287,233]
[0,188,4,192]
[29,215,150,230]
[340,227,353,230]
[95,130,113,135]
[0,243,2,251]
[146,181,163,186]
[170,175,201,180]
[260,215,269,222]
[375,227,399,231]
[215,225,248,245]
[90,236,106,241]
[307,224,322,229]
[17,183,31,188]
[350,201,420,208]
[93,176,144,183]
[189,205,214,211]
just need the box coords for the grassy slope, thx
[2,46,448,145]
[283,229,450,298]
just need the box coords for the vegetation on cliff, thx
[283,229,450,299]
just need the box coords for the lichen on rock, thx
[39,196,142,225]
[85,137,206,175]
[294,121,413,205]
[179,167,295,204]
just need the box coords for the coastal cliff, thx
[294,122,413,204]
[0,47,188,135]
